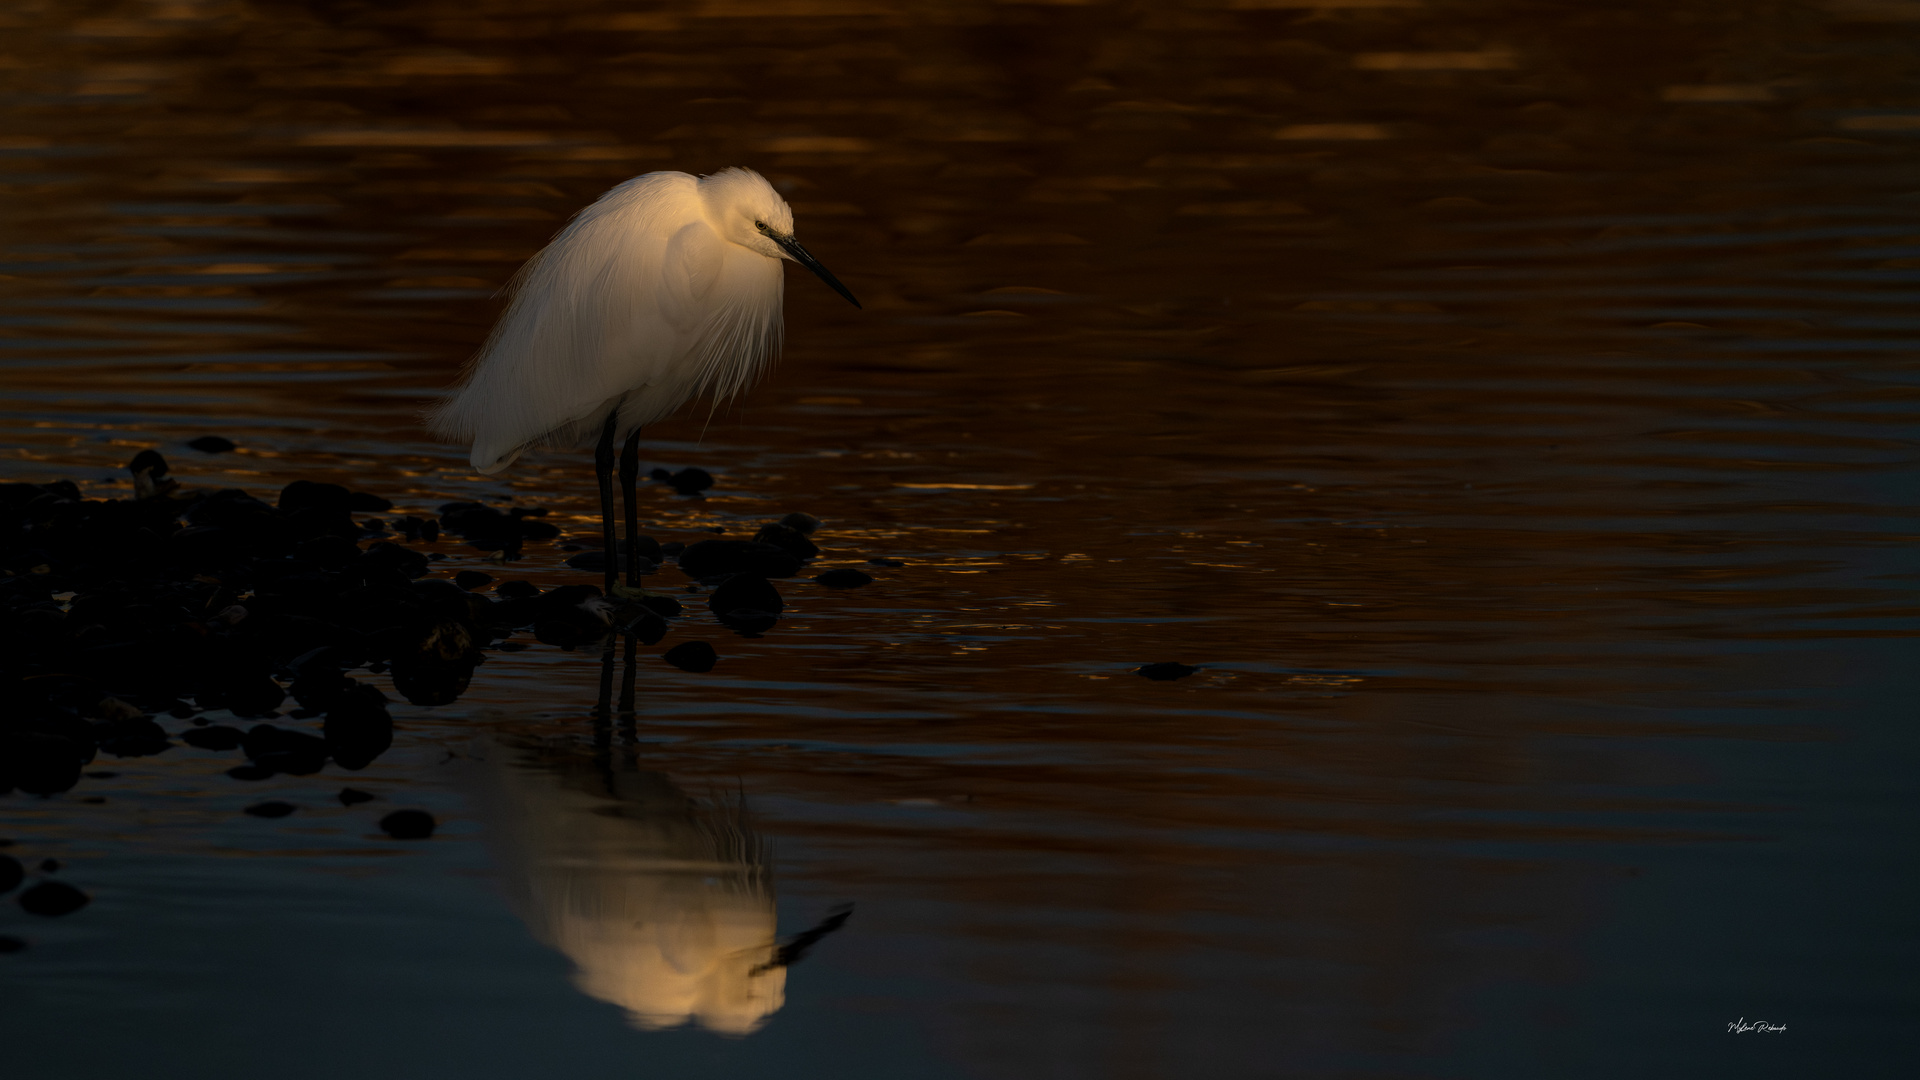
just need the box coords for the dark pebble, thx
[612,602,669,645]
[39,859,58,872]
[19,880,89,917]
[639,593,683,618]
[187,435,236,453]
[778,512,821,536]
[663,641,717,673]
[660,541,686,557]
[495,579,538,599]
[754,523,819,559]
[494,641,527,652]
[244,801,296,818]
[380,810,436,840]
[453,570,494,590]
[241,725,328,774]
[0,935,24,953]
[181,725,245,751]
[708,574,783,617]
[815,568,873,588]
[4,733,85,795]
[650,466,714,495]
[323,684,393,770]
[678,539,801,580]
[86,771,118,779]
[868,557,905,568]
[226,764,275,781]
[338,788,375,806]
[1136,662,1200,681]
[280,479,352,516]
[347,491,393,512]
[0,855,21,894]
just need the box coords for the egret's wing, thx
[657,221,725,332]
[429,171,783,473]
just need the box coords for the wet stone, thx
[708,574,783,617]
[18,880,89,917]
[650,466,714,495]
[181,725,245,751]
[779,512,821,536]
[494,580,538,599]
[0,855,21,894]
[279,480,352,517]
[0,936,23,954]
[437,502,548,551]
[187,435,236,453]
[1136,662,1200,681]
[347,491,392,512]
[2,733,86,795]
[388,654,477,707]
[663,640,718,673]
[638,593,683,618]
[244,801,296,818]
[337,787,375,806]
[754,523,820,559]
[38,859,57,872]
[678,539,802,580]
[241,725,328,775]
[868,557,905,568]
[719,610,778,636]
[453,570,493,590]
[395,515,439,543]
[324,683,394,770]
[622,535,664,563]
[226,764,274,781]
[361,541,429,581]
[380,809,436,840]
[815,568,873,588]
[95,717,172,758]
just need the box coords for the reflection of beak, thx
[773,234,861,309]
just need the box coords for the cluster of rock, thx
[0,451,885,803]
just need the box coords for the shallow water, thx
[2,1,1916,1076]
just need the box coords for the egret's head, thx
[698,166,861,308]
[699,167,793,259]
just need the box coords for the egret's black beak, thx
[774,234,861,309]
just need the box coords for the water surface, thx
[1,1,1915,1077]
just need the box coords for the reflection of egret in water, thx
[472,637,785,1034]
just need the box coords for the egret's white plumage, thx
[430,167,854,474]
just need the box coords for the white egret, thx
[429,167,860,593]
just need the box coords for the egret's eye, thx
[754,219,768,232]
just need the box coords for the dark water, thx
[2,1,1916,1076]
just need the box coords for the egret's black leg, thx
[619,427,644,589]
[618,631,638,743]
[592,633,615,759]
[595,411,619,596]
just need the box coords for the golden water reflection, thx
[472,733,785,1036]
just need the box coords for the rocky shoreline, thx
[0,450,867,805]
